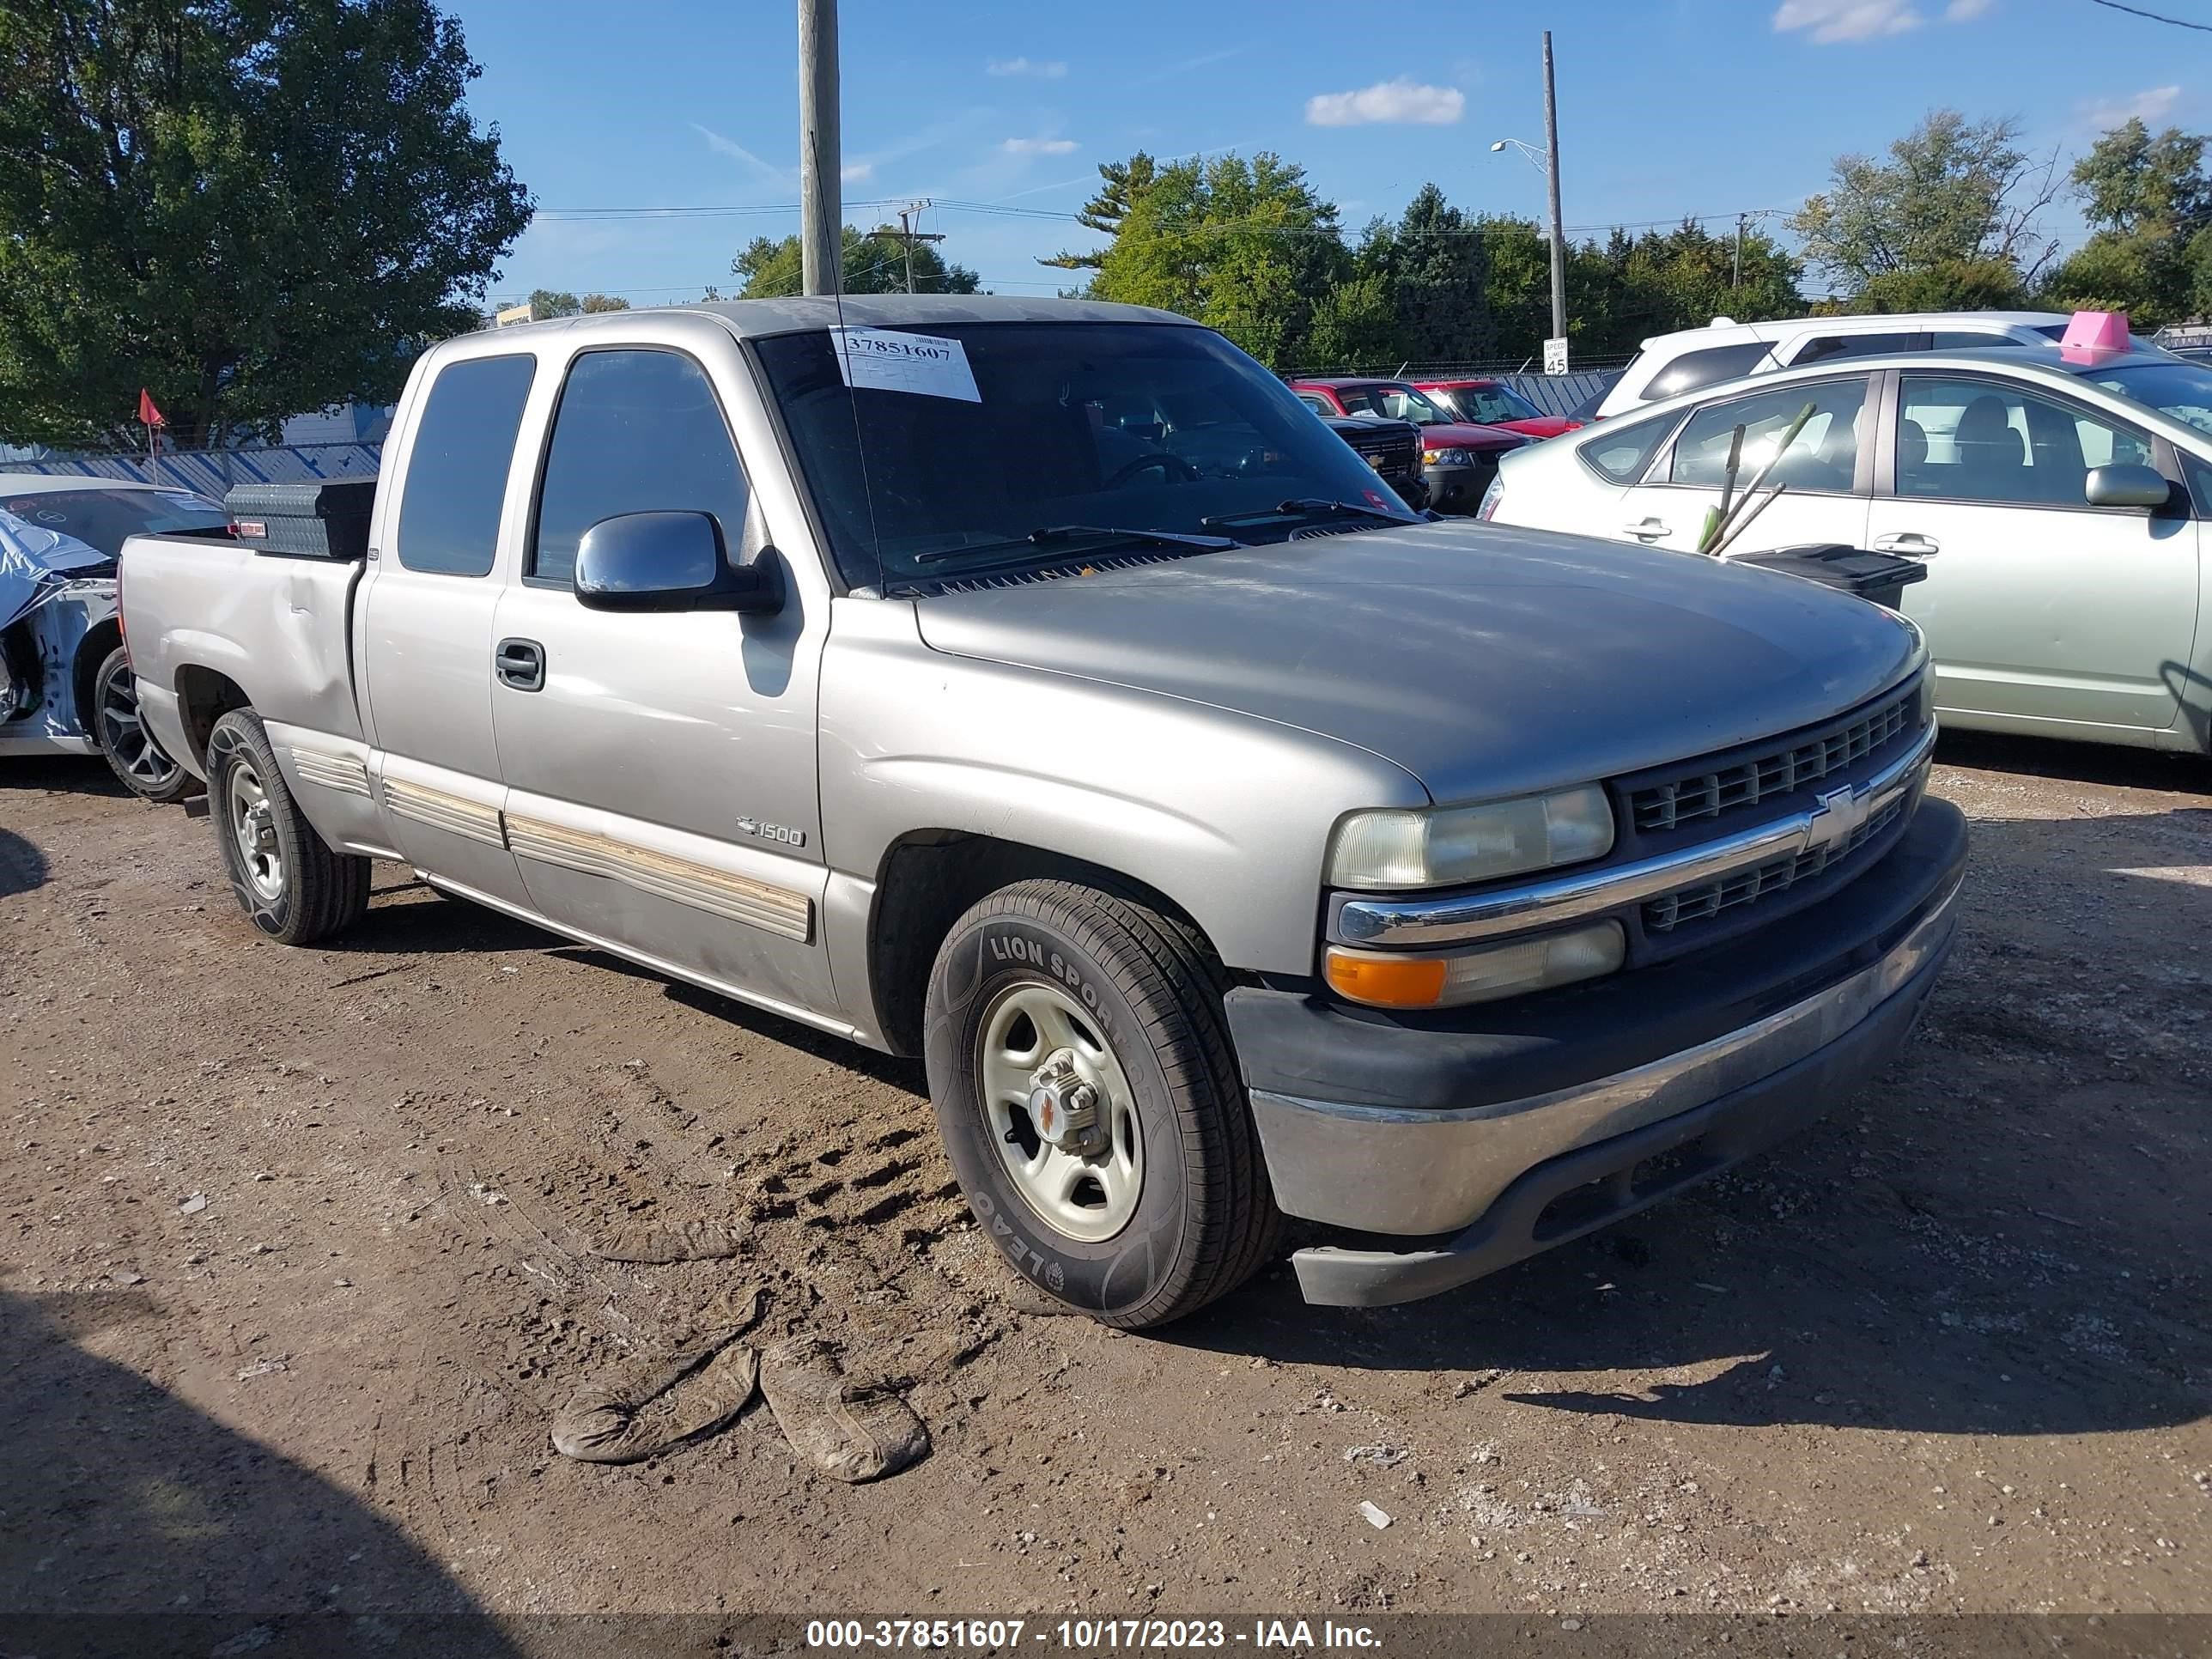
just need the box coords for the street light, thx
[1487,32,1569,364]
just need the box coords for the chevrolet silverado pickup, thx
[119,297,1965,1327]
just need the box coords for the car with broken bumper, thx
[0,476,227,800]
[118,296,1964,1326]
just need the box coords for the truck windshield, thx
[752,322,1420,590]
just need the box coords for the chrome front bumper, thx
[1251,869,1960,1305]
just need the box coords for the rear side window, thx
[1643,343,1771,401]
[1791,331,1923,364]
[1670,378,1869,492]
[395,355,536,576]
[1577,415,1674,483]
[531,349,752,586]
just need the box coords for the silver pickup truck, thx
[120,297,1966,1327]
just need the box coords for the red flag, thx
[138,388,166,428]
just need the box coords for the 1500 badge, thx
[733,817,805,848]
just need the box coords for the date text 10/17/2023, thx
[803,1620,1382,1650]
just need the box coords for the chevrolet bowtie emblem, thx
[1804,782,1872,852]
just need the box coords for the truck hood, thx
[911,520,1921,805]
[1412,420,1525,453]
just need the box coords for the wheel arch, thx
[172,664,254,769]
[70,617,124,732]
[864,830,1225,1059]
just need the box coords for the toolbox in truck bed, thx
[224,479,377,561]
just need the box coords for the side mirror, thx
[2084,463,2172,509]
[574,511,784,615]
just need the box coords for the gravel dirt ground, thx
[2,733,2207,1643]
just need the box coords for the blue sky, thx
[451,0,2208,308]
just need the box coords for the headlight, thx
[1917,669,1937,727]
[1423,446,1477,466]
[1328,786,1615,890]
[1324,921,1626,1009]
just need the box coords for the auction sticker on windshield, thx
[830,327,981,402]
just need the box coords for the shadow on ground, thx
[1936,727,2210,794]
[0,754,127,799]
[0,1288,517,1658]
[0,827,47,897]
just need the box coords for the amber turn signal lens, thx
[1323,948,1449,1009]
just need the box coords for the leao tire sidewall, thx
[206,714,295,939]
[926,908,1193,1321]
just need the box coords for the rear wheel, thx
[923,878,1279,1328]
[205,708,369,945]
[91,647,193,804]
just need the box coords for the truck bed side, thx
[118,533,366,787]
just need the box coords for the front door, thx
[358,349,538,908]
[489,343,836,1021]
[1615,373,1874,558]
[1869,372,2200,734]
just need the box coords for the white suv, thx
[1595,311,2095,419]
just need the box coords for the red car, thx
[1290,377,1527,514]
[1412,377,1583,441]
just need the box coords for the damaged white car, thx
[0,476,229,800]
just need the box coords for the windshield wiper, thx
[1200,497,1412,531]
[912,524,1236,567]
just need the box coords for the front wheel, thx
[923,878,1279,1328]
[91,647,194,804]
[205,708,370,945]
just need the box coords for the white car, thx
[1591,310,2159,420]
[0,474,228,799]
[1486,340,2212,756]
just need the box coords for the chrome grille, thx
[1643,799,1904,933]
[1629,683,1919,835]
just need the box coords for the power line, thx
[2087,0,2212,29]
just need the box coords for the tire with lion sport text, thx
[923,878,1281,1329]
[205,709,371,946]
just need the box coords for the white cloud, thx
[1002,137,1079,155]
[988,57,1066,78]
[842,161,875,183]
[1134,46,1243,87]
[690,122,792,186]
[1772,0,1923,42]
[1304,78,1464,128]
[1944,0,1993,16]
[2081,84,2181,128]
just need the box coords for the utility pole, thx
[1540,30,1566,350]
[895,201,945,294]
[798,0,841,295]
[1734,212,1746,289]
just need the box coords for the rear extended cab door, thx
[483,311,841,1027]
[353,339,542,907]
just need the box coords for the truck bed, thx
[118,532,367,775]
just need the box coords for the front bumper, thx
[1226,796,1966,1307]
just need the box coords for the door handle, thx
[495,637,544,692]
[1623,517,1670,541]
[1872,532,1939,557]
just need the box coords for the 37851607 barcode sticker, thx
[830,327,981,403]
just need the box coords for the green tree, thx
[1790,111,2059,302]
[734,226,981,296]
[529,289,580,319]
[1075,151,1349,368]
[1042,152,1163,270]
[2043,119,2212,326]
[580,293,629,313]
[1355,184,1493,362]
[0,0,532,451]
